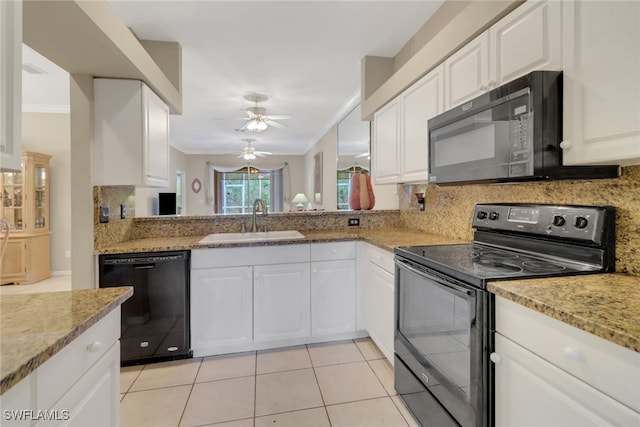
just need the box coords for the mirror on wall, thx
[336,104,370,210]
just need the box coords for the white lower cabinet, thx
[311,259,356,336]
[493,296,640,426]
[254,263,311,342]
[0,308,121,427]
[191,266,253,350]
[359,242,395,363]
[191,243,365,356]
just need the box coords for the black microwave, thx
[427,71,618,185]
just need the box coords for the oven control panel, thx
[472,204,614,245]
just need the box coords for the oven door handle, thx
[396,258,475,298]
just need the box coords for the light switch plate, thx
[100,206,110,223]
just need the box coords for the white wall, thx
[184,154,307,216]
[135,146,187,217]
[305,125,338,210]
[21,112,71,273]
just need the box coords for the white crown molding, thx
[22,104,70,114]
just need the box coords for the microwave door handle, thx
[396,259,474,298]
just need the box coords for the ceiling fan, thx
[233,94,294,133]
[237,139,272,160]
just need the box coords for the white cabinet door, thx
[254,263,311,342]
[372,99,401,184]
[489,0,561,86]
[561,0,640,166]
[311,260,356,336]
[493,333,640,427]
[191,267,253,352]
[46,342,121,427]
[94,79,170,188]
[444,32,490,109]
[142,84,170,187]
[364,262,395,363]
[0,0,22,172]
[401,64,444,183]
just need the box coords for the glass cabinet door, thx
[1,164,24,230]
[34,164,47,229]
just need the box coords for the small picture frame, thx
[191,178,201,194]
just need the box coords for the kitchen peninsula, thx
[0,287,132,425]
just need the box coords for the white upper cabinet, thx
[444,0,561,110]
[401,64,445,183]
[94,78,170,187]
[0,0,22,172]
[561,0,640,166]
[372,98,401,184]
[373,65,444,184]
[489,0,562,86]
[444,32,490,110]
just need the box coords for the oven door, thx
[395,257,487,427]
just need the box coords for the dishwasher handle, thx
[102,254,185,265]
[134,264,156,269]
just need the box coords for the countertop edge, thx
[488,277,640,353]
[1,287,133,394]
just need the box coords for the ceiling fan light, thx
[246,119,268,132]
[243,152,256,160]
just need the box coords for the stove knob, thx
[574,216,589,229]
[489,212,500,221]
[476,211,488,220]
[552,215,566,227]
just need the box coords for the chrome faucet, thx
[251,198,267,232]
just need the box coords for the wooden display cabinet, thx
[1,151,51,285]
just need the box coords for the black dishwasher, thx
[98,250,191,365]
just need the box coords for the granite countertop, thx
[488,274,640,353]
[97,227,468,254]
[0,287,133,394]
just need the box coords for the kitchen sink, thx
[198,230,305,244]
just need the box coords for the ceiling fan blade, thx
[255,151,272,157]
[355,152,370,158]
[265,114,294,120]
[265,119,287,129]
[238,121,250,131]
[212,116,248,121]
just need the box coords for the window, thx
[215,167,283,214]
[337,167,367,210]
[176,170,186,215]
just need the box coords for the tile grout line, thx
[306,342,332,427]
[176,357,204,427]
[253,350,258,426]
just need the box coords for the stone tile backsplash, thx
[398,165,640,275]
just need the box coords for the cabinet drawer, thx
[363,243,395,274]
[495,296,640,412]
[192,244,310,269]
[311,242,356,261]
[37,308,120,410]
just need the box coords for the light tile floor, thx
[0,274,72,295]
[120,338,419,427]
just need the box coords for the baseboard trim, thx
[51,270,72,276]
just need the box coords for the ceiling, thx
[23,1,444,156]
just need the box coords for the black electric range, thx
[393,203,616,427]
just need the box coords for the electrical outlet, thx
[348,218,360,226]
[64,250,71,259]
[120,204,127,219]
[100,206,110,223]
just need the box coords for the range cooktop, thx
[395,203,616,288]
